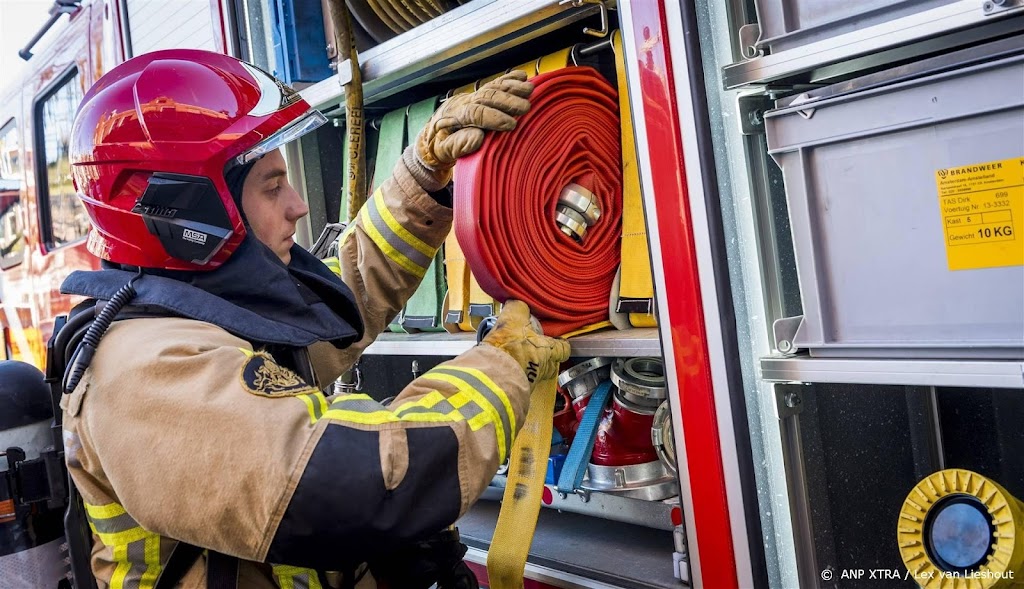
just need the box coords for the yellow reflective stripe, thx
[334,393,375,403]
[238,347,254,358]
[339,221,357,247]
[321,408,400,425]
[296,392,329,424]
[110,542,130,589]
[323,389,469,425]
[434,365,517,437]
[321,408,463,425]
[321,386,505,434]
[371,189,435,259]
[420,372,508,462]
[330,392,464,424]
[273,564,323,589]
[85,501,126,519]
[141,534,161,586]
[297,395,317,424]
[322,257,341,277]
[467,410,492,432]
[86,501,163,588]
[359,205,426,277]
[393,390,450,413]
[91,526,151,547]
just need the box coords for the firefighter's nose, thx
[286,185,309,220]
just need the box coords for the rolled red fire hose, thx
[453,67,623,337]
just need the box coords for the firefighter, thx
[57,49,569,588]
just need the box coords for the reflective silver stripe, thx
[458,401,486,422]
[124,539,148,589]
[427,367,513,454]
[272,565,321,589]
[88,510,139,534]
[330,397,385,414]
[364,197,433,270]
[305,394,325,421]
[395,400,459,417]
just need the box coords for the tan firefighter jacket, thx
[60,161,530,588]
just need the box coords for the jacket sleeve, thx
[307,159,452,385]
[64,317,528,572]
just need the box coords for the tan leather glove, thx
[481,300,570,386]
[402,71,534,192]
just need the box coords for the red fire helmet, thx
[70,49,326,270]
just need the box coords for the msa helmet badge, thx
[182,228,208,245]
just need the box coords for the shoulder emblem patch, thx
[239,350,315,397]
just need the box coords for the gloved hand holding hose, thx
[480,300,570,387]
[403,71,535,192]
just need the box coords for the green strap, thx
[401,97,447,332]
[372,107,410,333]
[373,108,408,193]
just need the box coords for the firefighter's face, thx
[241,150,309,265]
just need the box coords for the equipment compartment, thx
[765,40,1024,360]
[751,0,959,54]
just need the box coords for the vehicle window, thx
[0,119,25,267]
[37,69,90,249]
[124,0,217,57]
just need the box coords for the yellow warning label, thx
[935,157,1024,271]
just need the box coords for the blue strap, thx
[556,380,613,494]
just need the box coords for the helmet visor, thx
[236,109,328,165]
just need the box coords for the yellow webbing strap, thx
[442,231,476,332]
[613,31,657,327]
[485,374,558,589]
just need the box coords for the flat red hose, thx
[453,67,622,336]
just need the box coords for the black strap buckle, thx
[1,446,67,508]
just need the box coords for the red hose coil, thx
[453,67,623,336]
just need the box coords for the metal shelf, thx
[464,547,627,589]
[480,483,678,531]
[759,355,1024,389]
[364,327,661,357]
[458,500,680,588]
[300,0,606,116]
[722,0,1024,89]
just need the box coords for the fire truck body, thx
[0,2,100,367]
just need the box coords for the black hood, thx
[61,234,364,349]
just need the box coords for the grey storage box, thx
[752,0,958,54]
[765,39,1024,360]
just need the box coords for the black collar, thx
[61,235,364,349]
